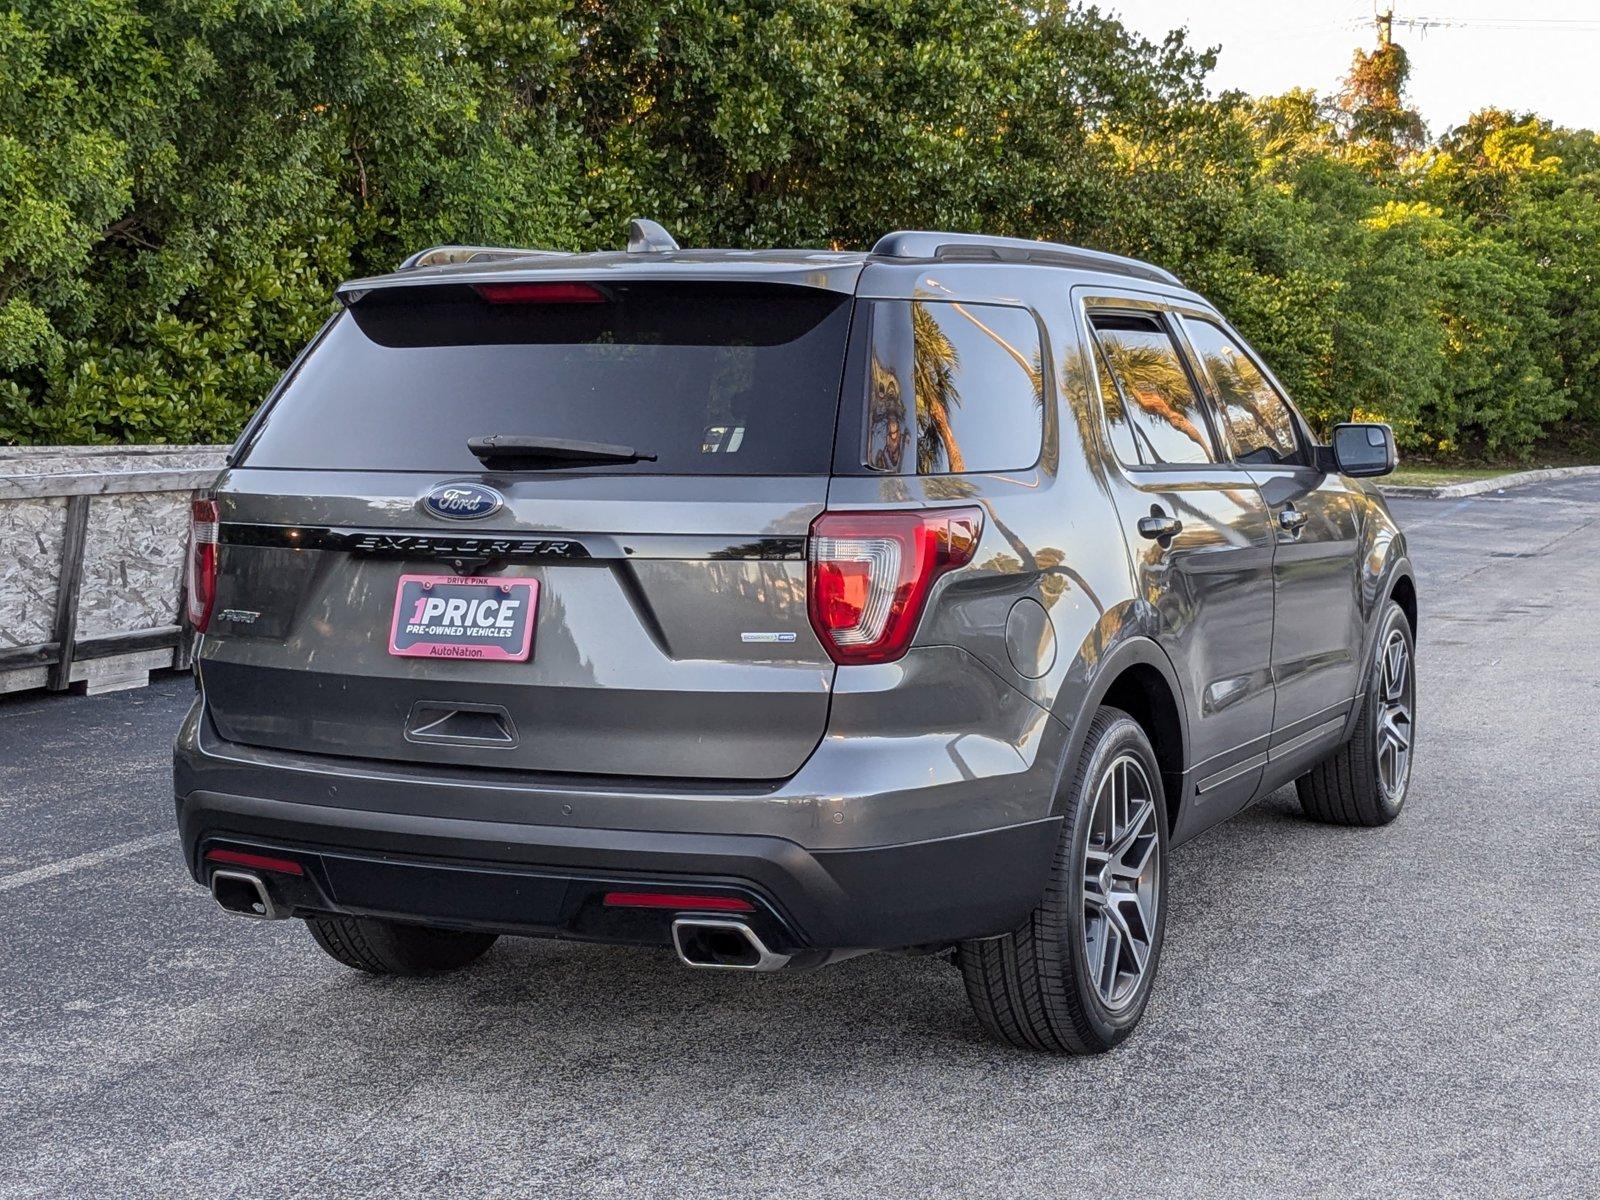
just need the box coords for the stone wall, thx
[0,445,227,695]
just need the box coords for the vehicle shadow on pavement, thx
[266,782,1336,1074]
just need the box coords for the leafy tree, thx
[0,1,1594,457]
[1,0,583,443]
[1333,35,1426,171]
[1425,110,1600,427]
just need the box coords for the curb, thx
[1378,463,1600,500]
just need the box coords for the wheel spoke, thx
[1086,918,1109,989]
[1094,772,1116,847]
[1381,710,1411,752]
[1109,885,1151,944]
[1110,798,1153,858]
[1083,874,1107,910]
[1135,876,1159,942]
[1110,829,1157,881]
[1381,638,1404,702]
[1107,898,1148,973]
[1098,918,1122,997]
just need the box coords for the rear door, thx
[201,277,856,781]
[1080,294,1278,833]
[1178,315,1364,768]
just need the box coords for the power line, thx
[1357,10,1600,35]
[1405,16,1600,31]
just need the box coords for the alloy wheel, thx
[1081,754,1161,1011]
[1375,628,1414,802]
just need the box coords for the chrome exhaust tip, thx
[210,869,285,920]
[671,918,791,971]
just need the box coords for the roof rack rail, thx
[870,230,1182,287]
[397,244,572,270]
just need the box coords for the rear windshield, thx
[241,281,854,474]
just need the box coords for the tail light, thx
[808,507,983,665]
[473,281,607,304]
[185,498,219,632]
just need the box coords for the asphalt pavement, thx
[2,477,1598,1199]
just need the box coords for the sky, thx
[1102,1,1600,135]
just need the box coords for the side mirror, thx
[1330,422,1397,478]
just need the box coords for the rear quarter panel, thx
[829,262,1146,824]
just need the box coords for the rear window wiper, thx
[467,435,658,468]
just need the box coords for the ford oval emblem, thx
[420,483,505,521]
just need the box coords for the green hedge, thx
[3,1,1597,454]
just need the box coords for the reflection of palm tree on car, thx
[873,300,1049,478]
[1098,336,1208,453]
[912,303,966,474]
[1198,348,1286,458]
[925,300,1053,475]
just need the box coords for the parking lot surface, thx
[3,477,1598,1199]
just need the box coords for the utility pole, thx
[1376,7,1394,47]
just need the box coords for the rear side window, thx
[1181,318,1302,466]
[857,299,1044,475]
[242,282,853,474]
[1089,311,1215,466]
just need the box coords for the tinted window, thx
[1182,318,1301,465]
[861,300,1043,475]
[242,282,853,474]
[1089,312,1215,466]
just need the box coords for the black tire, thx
[957,707,1169,1054]
[1297,599,1415,827]
[306,914,498,976]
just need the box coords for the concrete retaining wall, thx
[0,445,227,695]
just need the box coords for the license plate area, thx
[388,574,538,661]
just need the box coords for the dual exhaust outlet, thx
[210,869,792,971]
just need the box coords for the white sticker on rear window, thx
[701,425,746,453]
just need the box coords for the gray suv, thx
[175,223,1417,1054]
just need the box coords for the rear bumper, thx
[176,706,1061,952]
[180,791,1057,953]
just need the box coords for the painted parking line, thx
[0,831,173,893]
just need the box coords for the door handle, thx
[1278,506,1308,533]
[1138,512,1183,541]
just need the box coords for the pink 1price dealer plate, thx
[387,574,538,662]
